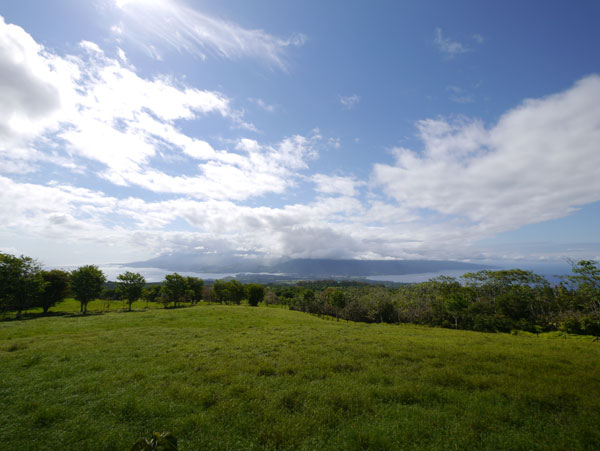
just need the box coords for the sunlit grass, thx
[1,303,599,450]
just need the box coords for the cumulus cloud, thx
[0,16,77,146]
[2,15,599,265]
[0,18,323,201]
[374,75,600,236]
[113,0,306,70]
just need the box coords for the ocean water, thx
[366,262,574,284]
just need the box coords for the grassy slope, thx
[0,303,599,450]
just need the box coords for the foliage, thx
[70,265,106,314]
[40,270,70,313]
[185,277,204,304]
[116,272,146,311]
[162,273,187,307]
[0,253,46,317]
[142,285,162,305]
[211,279,246,305]
[131,432,177,451]
[246,283,265,306]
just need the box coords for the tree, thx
[0,253,46,318]
[246,284,265,307]
[142,285,162,306]
[185,277,204,304]
[40,269,70,314]
[566,260,600,313]
[210,280,244,304]
[70,265,106,314]
[227,280,245,305]
[330,289,346,320]
[162,273,187,307]
[211,280,229,304]
[116,271,146,311]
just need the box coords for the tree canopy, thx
[70,265,106,314]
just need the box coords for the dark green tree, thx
[185,277,204,304]
[246,284,265,307]
[567,260,600,313]
[40,269,70,314]
[211,280,228,304]
[142,285,162,306]
[162,273,187,307]
[70,265,106,314]
[116,271,146,311]
[227,280,245,305]
[0,253,46,318]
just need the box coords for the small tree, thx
[330,289,346,320]
[212,280,229,304]
[142,285,161,306]
[263,289,279,306]
[246,284,265,307]
[162,273,187,307]
[227,280,245,305]
[0,253,46,318]
[70,265,106,314]
[185,277,204,304]
[116,271,146,311]
[202,286,216,304]
[40,269,70,314]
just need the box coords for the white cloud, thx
[374,75,600,237]
[0,19,323,201]
[434,28,470,58]
[312,174,363,197]
[339,94,360,110]
[113,0,306,70]
[2,16,599,266]
[0,16,78,146]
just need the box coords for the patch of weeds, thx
[331,362,362,374]
[4,341,27,352]
[257,366,276,377]
[199,392,219,409]
[279,390,305,413]
[372,387,421,406]
[22,354,42,368]
[32,406,65,428]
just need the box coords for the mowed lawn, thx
[0,303,599,450]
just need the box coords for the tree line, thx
[269,262,600,335]
[2,252,599,335]
[0,252,265,317]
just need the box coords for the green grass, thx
[0,303,599,450]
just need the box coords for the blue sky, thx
[0,0,599,267]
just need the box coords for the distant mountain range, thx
[126,253,493,278]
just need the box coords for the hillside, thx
[0,303,598,450]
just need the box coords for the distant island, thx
[126,254,494,280]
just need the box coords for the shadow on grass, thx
[0,310,108,322]
[0,303,198,322]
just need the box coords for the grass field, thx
[1,302,599,450]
